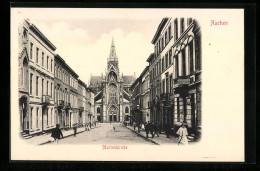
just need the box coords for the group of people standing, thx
[142,121,189,145]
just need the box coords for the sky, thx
[13,8,169,85]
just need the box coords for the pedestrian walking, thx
[176,121,189,145]
[153,123,159,137]
[150,123,155,138]
[73,123,78,137]
[51,124,63,144]
[144,121,150,138]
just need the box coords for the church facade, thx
[89,39,135,123]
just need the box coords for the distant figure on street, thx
[134,123,136,130]
[137,123,141,133]
[153,123,159,138]
[113,126,116,131]
[144,121,150,138]
[165,123,171,138]
[51,124,63,144]
[176,121,189,145]
[73,124,78,137]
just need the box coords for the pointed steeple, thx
[108,37,118,61]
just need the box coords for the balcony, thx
[58,100,64,108]
[66,102,71,109]
[174,76,190,88]
[42,95,51,105]
[79,107,84,111]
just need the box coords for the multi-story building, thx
[149,17,201,137]
[78,79,85,127]
[130,66,150,125]
[140,67,150,123]
[69,69,79,128]
[18,19,56,135]
[54,54,79,129]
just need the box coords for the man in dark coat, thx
[145,121,150,138]
[51,124,63,144]
[73,123,78,137]
[153,123,160,137]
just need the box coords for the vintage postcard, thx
[10,8,244,161]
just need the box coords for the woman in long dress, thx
[176,122,189,145]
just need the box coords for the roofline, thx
[139,66,149,79]
[151,18,169,44]
[25,20,57,51]
[55,54,79,78]
[146,53,155,62]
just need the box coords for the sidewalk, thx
[125,125,181,145]
[24,124,101,146]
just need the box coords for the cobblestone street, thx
[44,123,155,145]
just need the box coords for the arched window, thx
[125,107,129,113]
[97,107,100,113]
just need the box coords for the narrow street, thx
[46,123,155,145]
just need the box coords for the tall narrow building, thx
[89,38,135,123]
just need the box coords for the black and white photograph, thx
[11,8,244,161]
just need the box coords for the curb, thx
[125,126,159,145]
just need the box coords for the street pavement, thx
[22,123,195,145]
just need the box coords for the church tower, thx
[101,38,122,122]
[89,38,135,123]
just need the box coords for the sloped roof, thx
[123,75,135,85]
[89,76,102,87]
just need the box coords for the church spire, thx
[108,37,118,61]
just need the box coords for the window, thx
[97,107,100,113]
[162,37,164,49]
[166,76,169,93]
[169,49,172,65]
[181,18,184,34]
[47,108,49,126]
[36,48,39,63]
[125,107,129,113]
[30,107,33,129]
[51,59,53,72]
[54,64,56,76]
[170,75,173,93]
[30,73,33,95]
[51,109,53,125]
[174,19,178,41]
[162,57,164,72]
[42,52,44,67]
[182,49,186,76]
[47,81,49,95]
[166,53,168,68]
[36,76,39,96]
[165,31,167,45]
[188,18,193,25]
[51,83,53,98]
[177,97,180,122]
[162,79,165,93]
[36,108,39,128]
[189,41,194,74]
[47,56,49,70]
[30,43,33,59]
[42,80,46,97]
[175,56,179,78]
[159,59,161,74]
[169,25,172,39]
